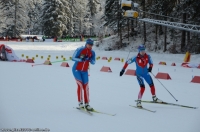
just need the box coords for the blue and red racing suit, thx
[72,46,95,103]
[122,53,156,99]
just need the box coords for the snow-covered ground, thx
[0,41,200,132]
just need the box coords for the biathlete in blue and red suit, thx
[120,45,163,108]
[72,38,96,111]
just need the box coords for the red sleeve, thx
[123,62,128,69]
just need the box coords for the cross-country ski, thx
[74,107,93,115]
[135,100,198,109]
[75,107,116,116]
[129,105,156,113]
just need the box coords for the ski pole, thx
[150,72,178,102]
[88,63,90,76]
[126,51,131,61]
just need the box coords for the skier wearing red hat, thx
[119,44,162,108]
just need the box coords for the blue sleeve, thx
[148,54,153,65]
[90,50,96,65]
[126,56,136,64]
[72,47,83,62]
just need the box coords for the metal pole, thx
[151,72,178,102]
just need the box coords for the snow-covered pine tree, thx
[82,12,93,36]
[85,0,101,36]
[170,0,200,53]
[92,0,106,36]
[186,0,200,53]
[70,0,81,35]
[61,0,81,37]
[104,0,123,32]
[41,0,71,37]
[145,0,176,51]
[0,1,5,36]
[26,0,43,35]
[87,0,101,17]
[73,0,93,36]
[0,0,27,37]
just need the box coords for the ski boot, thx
[78,102,84,109]
[85,103,94,111]
[136,99,142,108]
[152,95,163,103]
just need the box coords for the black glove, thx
[120,69,125,76]
[148,67,152,72]
[80,54,86,62]
[81,57,86,62]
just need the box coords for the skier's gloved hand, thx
[85,56,90,61]
[120,69,125,76]
[148,67,152,72]
[88,58,92,62]
[81,57,91,62]
[81,57,86,62]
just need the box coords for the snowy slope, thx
[0,41,200,132]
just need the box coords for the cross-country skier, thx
[119,45,162,108]
[72,38,96,111]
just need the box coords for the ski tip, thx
[194,107,198,109]
[74,107,79,109]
